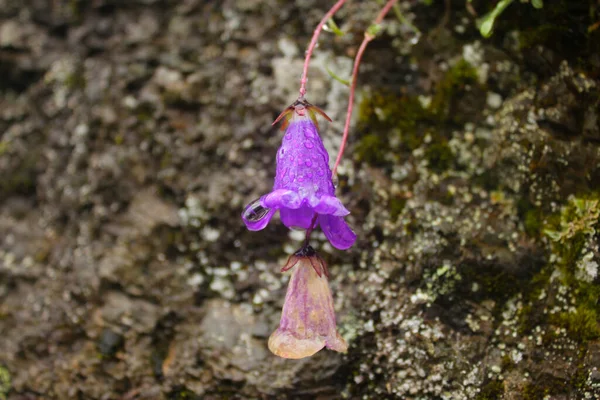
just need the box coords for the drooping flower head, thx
[268,245,348,359]
[242,99,356,250]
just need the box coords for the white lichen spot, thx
[252,288,270,305]
[209,277,234,299]
[465,314,480,332]
[486,92,503,109]
[576,251,598,282]
[410,289,432,305]
[202,226,220,242]
[418,95,432,109]
[288,229,305,242]
[187,273,204,287]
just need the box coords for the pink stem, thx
[332,0,398,176]
[299,0,349,99]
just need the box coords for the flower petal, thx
[268,328,325,359]
[319,214,357,250]
[242,208,276,231]
[269,255,347,359]
[280,205,315,230]
[325,332,349,353]
[312,195,350,216]
[261,189,302,209]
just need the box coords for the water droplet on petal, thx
[304,141,314,149]
[242,198,271,222]
[305,160,312,167]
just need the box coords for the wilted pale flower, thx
[268,245,348,359]
[242,99,356,250]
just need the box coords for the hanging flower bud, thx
[241,99,356,250]
[268,245,348,359]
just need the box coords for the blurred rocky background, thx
[1,0,599,399]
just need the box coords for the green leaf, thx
[532,0,543,9]
[325,65,350,86]
[324,18,344,37]
[478,17,494,38]
[366,23,383,37]
[476,0,514,38]
[377,0,421,35]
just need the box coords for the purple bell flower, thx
[242,100,356,250]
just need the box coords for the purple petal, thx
[312,195,350,216]
[242,208,276,231]
[319,214,356,250]
[273,119,334,198]
[280,205,315,230]
[262,189,302,209]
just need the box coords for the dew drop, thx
[305,160,312,167]
[304,141,314,149]
[242,198,271,222]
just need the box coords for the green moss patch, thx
[0,366,10,400]
[355,59,482,173]
[519,194,600,342]
[476,379,504,400]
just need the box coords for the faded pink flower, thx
[268,246,348,359]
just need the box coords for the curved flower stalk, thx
[241,99,356,250]
[298,0,349,98]
[268,245,348,359]
[332,0,398,176]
